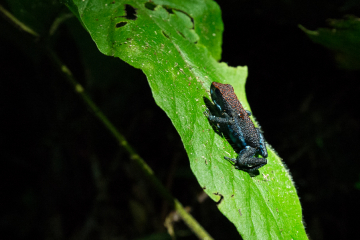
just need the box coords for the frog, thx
[204,82,267,173]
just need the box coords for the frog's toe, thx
[203,109,211,117]
[224,156,236,164]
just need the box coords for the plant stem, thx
[1,5,213,238]
[47,49,213,240]
[0,4,39,37]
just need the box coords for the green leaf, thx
[66,0,307,239]
[300,15,360,70]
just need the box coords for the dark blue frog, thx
[204,82,267,173]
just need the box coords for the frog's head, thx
[210,82,233,112]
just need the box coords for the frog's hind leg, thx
[225,146,267,173]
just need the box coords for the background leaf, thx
[67,0,307,238]
[300,15,360,70]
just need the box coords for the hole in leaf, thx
[163,5,174,14]
[189,17,194,29]
[162,31,170,39]
[144,3,195,30]
[144,2,157,11]
[116,22,127,28]
[213,192,224,206]
[124,4,137,20]
[177,30,186,39]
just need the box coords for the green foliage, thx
[65,0,307,238]
[300,15,360,70]
[3,0,307,238]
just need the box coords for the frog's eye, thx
[215,88,221,95]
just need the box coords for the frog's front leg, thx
[225,146,267,173]
[204,110,235,125]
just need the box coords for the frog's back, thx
[213,82,260,148]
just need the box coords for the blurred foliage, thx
[300,15,360,69]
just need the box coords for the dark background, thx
[1,0,360,239]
